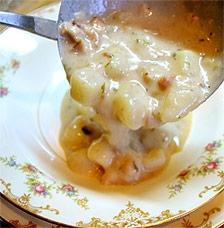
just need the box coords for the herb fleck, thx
[103,52,113,58]
[143,39,151,46]
[104,61,111,68]
[104,54,113,68]
[136,39,151,46]
[184,61,191,67]
[100,83,106,97]
[172,52,177,60]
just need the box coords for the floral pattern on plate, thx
[0,57,20,97]
[167,139,224,198]
[0,156,89,210]
[0,178,59,215]
[0,137,223,227]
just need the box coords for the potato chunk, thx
[70,67,106,106]
[172,50,200,76]
[67,148,102,177]
[159,76,203,121]
[113,81,148,130]
[88,136,115,169]
[60,116,101,153]
[103,44,140,80]
[143,148,166,171]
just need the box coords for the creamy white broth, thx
[59,3,222,184]
[60,92,191,184]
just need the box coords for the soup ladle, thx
[0,0,223,119]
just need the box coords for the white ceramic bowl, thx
[0,3,223,227]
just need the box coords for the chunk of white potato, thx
[103,44,140,80]
[113,81,148,130]
[67,148,101,177]
[104,58,124,80]
[76,102,96,119]
[87,136,115,169]
[143,148,167,171]
[172,50,200,76]
[70,67,106,106]
[159,76,204,122]
[60,116,101,153]
[160,50,216,122]
[201,56,222,88]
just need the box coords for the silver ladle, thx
[0,0,223,118]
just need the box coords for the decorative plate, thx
[1,190,224,228]
[0,3,223,228]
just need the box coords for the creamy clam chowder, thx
[59,3,222,184]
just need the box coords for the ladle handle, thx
[0,11,58,40]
